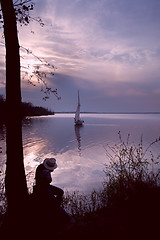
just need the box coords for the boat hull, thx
[74,120,84,126]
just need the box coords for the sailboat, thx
[74,91,84,126]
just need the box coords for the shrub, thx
[62,189,107,218]
[103,131,160,207]
[62,132,160,217]
[0,176,7,215]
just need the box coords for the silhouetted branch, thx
[20,46,61,100]
[0,0,44,27]
[0,1,59,100]
[0,39,60,100]
[20,46,55,69]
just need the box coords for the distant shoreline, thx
[55,112,160,114]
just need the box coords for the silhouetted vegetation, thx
[0,133,160,239]
[1,133,160,238]
[21,102,54,117]
[0,95,6,124]
[61,133,160,239]
[0,1,58,237]
[0,95,54,124]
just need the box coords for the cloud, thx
[18,0,160,81]
[1,0,160,112]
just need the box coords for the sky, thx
[1,0,160,112]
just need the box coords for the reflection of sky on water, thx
[1,114,160,193]
[22,115,110,192]
[22,114,160,193]
[51,147,106,193]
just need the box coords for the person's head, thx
[43,158,57,172]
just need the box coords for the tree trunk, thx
[0,0,28,216]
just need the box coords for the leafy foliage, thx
[1,1,59,100]
[0,95,54,123]
[21,101,54,116]
[20,46,61,101]
[0,0,44,26]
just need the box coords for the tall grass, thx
[104,131,160,207]
[0,175,6,215]
[62,189,107,218]
[1,132,160,221]
[0,176,6,229]
[63,132,160,216]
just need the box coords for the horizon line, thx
[54,111,160,114]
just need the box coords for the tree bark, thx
[0,0,28,215]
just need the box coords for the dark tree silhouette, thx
[0,0,53,231]
[0,0,29,221]
[0,1,60,234]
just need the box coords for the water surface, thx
[1,113,160,193]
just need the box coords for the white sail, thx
[75,91,80,122]
[74,91,84,125]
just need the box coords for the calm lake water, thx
[1,113,160,193]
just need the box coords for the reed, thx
[104,131,160,207]
[1,132,160,226]
[63,132,160,217]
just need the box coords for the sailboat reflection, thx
[74,125,83,156]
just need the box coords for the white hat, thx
[43,158,57,171]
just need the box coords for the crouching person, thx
[32,158,74,235]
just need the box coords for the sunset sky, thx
[1,0,160,112]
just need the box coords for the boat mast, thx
[74,90,84,125]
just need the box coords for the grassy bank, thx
[1,133,160,238]
[61,132,160,238]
